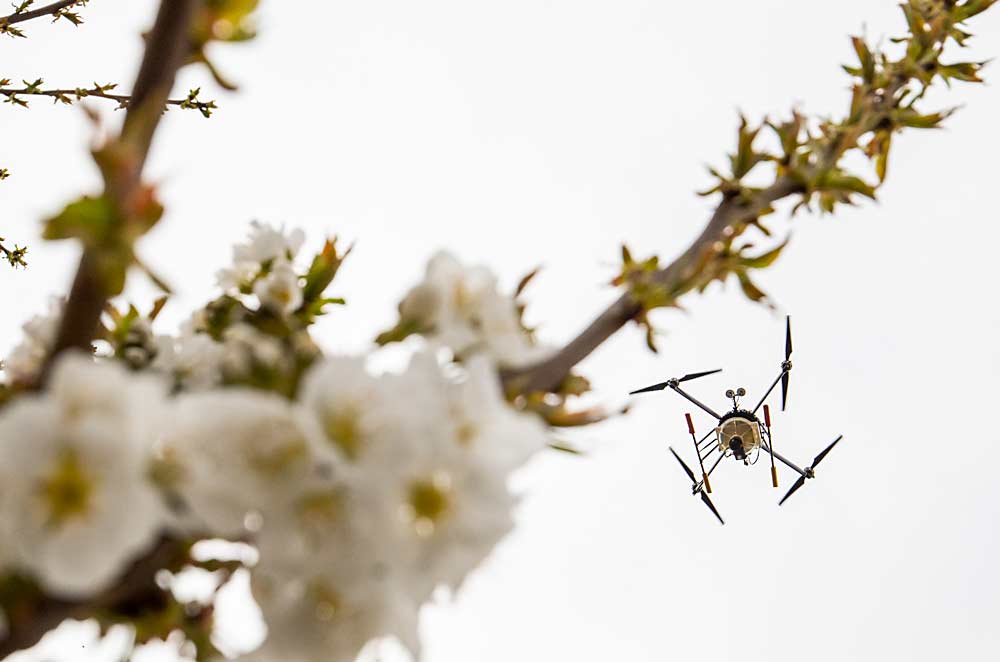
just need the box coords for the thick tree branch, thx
[0,536,188,659]
[38,0,200,383]
[501,178,801,394]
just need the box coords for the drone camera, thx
[728,436,747,461]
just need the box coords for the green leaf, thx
[741,239,789,270]
[893,107,955,129]
[42,195,117,244]
[816,171,877,200]
[954,0,999,22]
[736,271,768,303]
[300,238,351,307]
[851,36,875,83]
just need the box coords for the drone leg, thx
[764,404,778,488]
[685,414,713,493]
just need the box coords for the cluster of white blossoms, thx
[0,223,555,661]
[153,222,313,390]
[160,351,548,660]
[216,220,307,315]
[392,251,551,368]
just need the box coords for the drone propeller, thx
[668,447,725,525]
[629,369,722,395]
[668,446,696,483]
[781,316,792,411]
[699,491,725,525]
[778,435,843,506]
[777,475,806,506]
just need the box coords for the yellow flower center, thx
[309,579,342,622]
[248,432,309,478]
[38,448,94,527]
[297,489,343,529]
[456,421,477,446]
[322,406,363,460]
[407,473,452,535]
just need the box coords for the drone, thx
[629,316,842,525]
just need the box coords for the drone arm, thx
[670,383,722,419]
[769,447,808,478]
[751,368,786,414]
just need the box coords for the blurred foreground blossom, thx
[0,355,169,597]
[0,225,555,660]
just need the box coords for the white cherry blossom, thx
[396,251,549,367]
[0,354,169,597]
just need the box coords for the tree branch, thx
[504,66,913,395]
[0,0,84,26]
[38,0,200,383]
[0,230,27,268]
[0,84,216,116]
[501,178,802,394]
[0,535,189,659]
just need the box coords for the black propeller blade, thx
[629,369,722,395]
[700,491,725,525]
[630,381,671,395]
[811,435,843,469]
[679,368,723,383]
[785,315,793,360]
[778,475,806,506]
[668,447,696,483]
[781,316,792,411]
[668,447,724,525]
[778,435,844,506]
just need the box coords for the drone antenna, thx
[685,413,712,493]
[763,404,778,488]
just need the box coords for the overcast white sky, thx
[3,1,1000,661]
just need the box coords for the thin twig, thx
[0,85,215,113]
[0,237,28,267]
[0,0,84,26]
